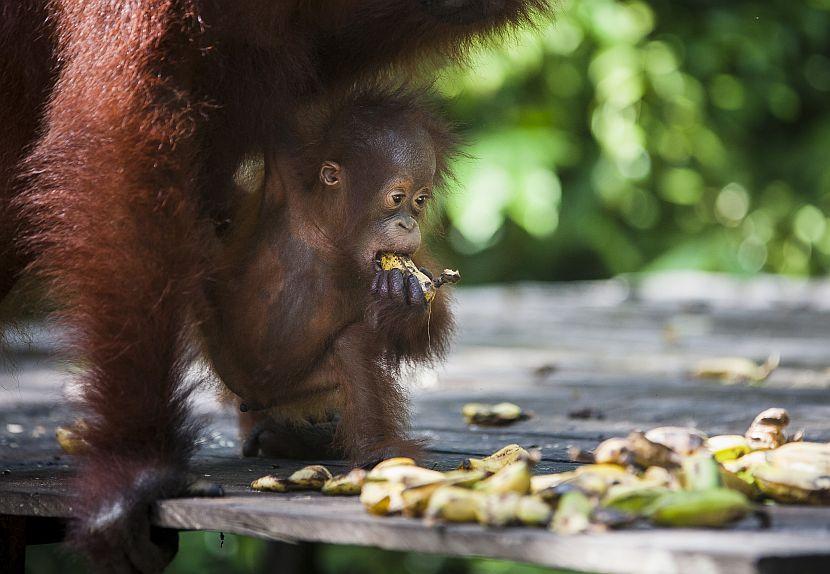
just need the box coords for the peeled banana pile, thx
[250,407,829,534]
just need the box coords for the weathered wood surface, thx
[2,272,830,574]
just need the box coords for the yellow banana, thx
[706,435,751,462]
[722,450,767,475]
[378,254,460,302]
[516,495,553,527]
[474,460,532,495]
[424,486,482,523]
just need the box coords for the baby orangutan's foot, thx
[241,416,345,460]
[353,437,427,469]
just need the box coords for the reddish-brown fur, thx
[0,1,548,571]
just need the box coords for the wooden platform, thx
[2,272,830,574]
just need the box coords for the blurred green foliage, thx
[429,0,830,283]
[27,535,576,574]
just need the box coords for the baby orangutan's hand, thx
[371,267,428,307]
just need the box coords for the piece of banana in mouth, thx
[378,253,460,302]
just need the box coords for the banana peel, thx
[400,470,487,516]
[251,465,332,492]
[367,463,444,486]
[645,427,707,456]
[745,408,790,450]
[765,441,830,475]
[753,463,830,505]
[628,431,681,469]
[531,471,578,494]
[751,442,830,505]
[693,354,779,384]
[462,402,528,426]
[56,421,89,455]
[360,481,405,515]
[370,457,416,472]
[463,444,533,473]
[322,469,367,496]
[593,437,633,466]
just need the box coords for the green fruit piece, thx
[647,488,752,527]
[602,484,671,515]
[551,490,595,535]
[682,453,722,491]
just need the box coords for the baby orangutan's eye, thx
[385,191,406,209]
[414,192,430,210]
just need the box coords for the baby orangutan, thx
[203,89,458,465]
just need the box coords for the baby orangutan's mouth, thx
[372,251,412,271]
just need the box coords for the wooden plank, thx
[152,495,830,574]
[4,277,830,573]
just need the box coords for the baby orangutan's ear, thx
[319,161,341,187]
[233,151,266,196]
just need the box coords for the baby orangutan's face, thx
[318,125,436,273]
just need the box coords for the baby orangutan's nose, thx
[397,214,417,231]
